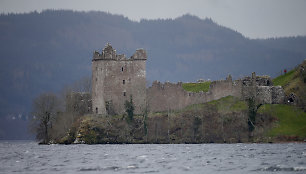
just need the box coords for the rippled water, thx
[0,141,305,174]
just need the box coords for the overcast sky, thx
[1,0,305,38]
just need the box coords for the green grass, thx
[181,96,247,113]
[181,103,205,112]
[182,81,211,92]
[258,104,306,138]
[208,96,247,112]
[272,69,296,86]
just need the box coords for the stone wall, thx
[92,44,147,115]
[147,75,242,112]
[147,73,285,112]
[239,73,285,105]
[91,44,285,115]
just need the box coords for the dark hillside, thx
[0,10,305,139]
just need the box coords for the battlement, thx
[151,81,183,89]
[93,43,147,61]
[131,49,147,60]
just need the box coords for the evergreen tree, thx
[124,95,135,122]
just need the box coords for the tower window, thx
[123,80,125,84]
[123,92,126,96]
[121,67,124,72]
[96,107,98,114]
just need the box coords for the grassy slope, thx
[181,96,247,113]
[208,96,247,112]
[272,60,306,96]
[264,60,306,140]
[258,104,306,140]
[152,96,250,143]
[182,81,211,92]
[273,69,296,87]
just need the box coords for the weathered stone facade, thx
[147,75,238,112]
[240,72,285,104]
[92,43,147,115]
[147,73,285,112]
[91,43,285,115]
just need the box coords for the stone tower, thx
[92,43,147,115]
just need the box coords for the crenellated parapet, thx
[150,80,183,89]
[93,43,147,61]
[131,49,147,60]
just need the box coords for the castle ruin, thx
[147,73,285,112]
[92,43,147,115]
[92,44,285,115]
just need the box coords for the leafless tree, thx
[30,92,61,144]
[73,76,92,93]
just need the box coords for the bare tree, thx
[51,112,74,141]
[30,92,61,144]
[73,76,92,93]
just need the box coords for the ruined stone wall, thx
[239,73,285,105]
[91,44,284,114]
[147,73,285,112]
[92,44,146,115]
[147,82,191,112]
[147,76,242,112]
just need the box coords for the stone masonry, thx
[91,43,285,115]
[147,73,285,112]
[92,43,147,115]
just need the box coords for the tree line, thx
[29,76,91,144]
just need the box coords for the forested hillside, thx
[0,10,305,139]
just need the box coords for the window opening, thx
[123,80,125,84]
[95,107,98,114]
[121,67,124,72]
[123,92,126,96]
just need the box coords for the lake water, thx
[0,141,305,174]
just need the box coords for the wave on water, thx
[258,165,306,172]
[1,141,305,174]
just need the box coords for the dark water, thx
[0,141,305,174]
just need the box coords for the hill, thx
[273,59,306,110]
[253,60,306,142]
[257,104,306,141]
[0,10,306,139]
